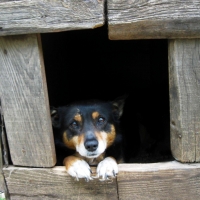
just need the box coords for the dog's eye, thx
[70,121,79,129]
[98,117,105,124]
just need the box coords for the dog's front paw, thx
[97,157,118,181]
[64,156,92,181]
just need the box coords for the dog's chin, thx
[78,151,100,158]
[85,153,99,158]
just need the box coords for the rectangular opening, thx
[41,26,173,165]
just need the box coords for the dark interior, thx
[41,25,174,164]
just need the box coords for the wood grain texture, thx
[0,34,56,167]
[3,166,118,200]
[0,0,105,36]
[0,112,9,200]
[169,39,200,162]
[108,0,200,39]
[117,161,200,200]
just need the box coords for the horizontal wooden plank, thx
[0,34,56,167]
[4,162,200,199]
[3,166,118,200]
[169,39,200,162]
[117,161,200,200]
[0,0,104,36]
[108,0,200,39]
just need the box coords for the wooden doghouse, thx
[0,1,200,199]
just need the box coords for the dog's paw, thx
[64,156,92,181]
[96,157,118,181]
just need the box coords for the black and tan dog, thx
[51,96,125,181]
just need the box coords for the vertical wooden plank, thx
[169,39,200,162]
[0,104,9,200]
[0,34,56,167]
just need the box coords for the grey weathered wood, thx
[0,0,105,36]
[0,164,9,199]
[0,104,10,200]
[0,34,56,167]
[0,103,9,167]
[3,166,118,200]
[169,39,200,162]
[108,0,200,40]
[117,161,200,200]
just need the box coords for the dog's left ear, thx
[50,107,60,128]
[112,94,128,119]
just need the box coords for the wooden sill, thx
[3,161,200,199]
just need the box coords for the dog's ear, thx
[50,107,60,127]
[112,94,128,119]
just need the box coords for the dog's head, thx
[51,96,126,159]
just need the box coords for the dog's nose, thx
[84,139,98,152]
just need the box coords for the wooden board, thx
[117,161,200,200]
[108,0,200,39]
[3,166,118,200]
[4,162,200,200]
[0,110,9,200]
[0,0,105,36]
[0,34,56,167]
[169,39,200,162]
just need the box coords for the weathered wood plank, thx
[169,39,200,162]
[0,107,10,199]
[3,166,118,200]
[0,0,104,36]
[0,34,56,167]
[108,0,200,39]
[117,161,200,200]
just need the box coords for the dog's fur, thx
[51,96,125,181]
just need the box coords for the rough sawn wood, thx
[3,166,118,200]
[0,34,56,167]
[117,161,200,200]
[169,39,200,162]
[108,0,200,39]
[0,0,105,36]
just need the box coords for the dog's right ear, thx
[50,107,60,128]
[112,94,128,119]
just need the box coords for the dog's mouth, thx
[86,152,99,158]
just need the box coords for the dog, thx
[51,96,126,181]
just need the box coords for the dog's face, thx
[51,97,125,159]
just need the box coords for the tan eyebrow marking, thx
[92,111,100,119]
[74,113,82,122]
